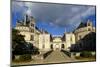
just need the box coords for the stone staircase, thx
[44,50,75,63]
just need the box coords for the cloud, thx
[12,1,96,33]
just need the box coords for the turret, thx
[23,13,36,28]
[29,16,35,28]
[87,20,92,27]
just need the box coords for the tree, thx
[12,28,39,55]
[12,28,25,49]
[13,43,29,55]
[70,32,96,52]
[81,32,96,51]
[70,43,82,52]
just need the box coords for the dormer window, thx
[87,21,92,27]
[30,35,34,41]
[88,23,91,26]
[31,23,34,27]
[88,28,91,31]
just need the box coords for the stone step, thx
[44,50,72,63]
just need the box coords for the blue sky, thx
[12,1,96,35]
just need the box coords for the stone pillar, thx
[91,52,96,56]
[31,55,35,60]
[15,55,20,60]
[75,53,80,57]
[71,53,75,58]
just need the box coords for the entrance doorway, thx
[55,44,60,50]
[61,44,65,49]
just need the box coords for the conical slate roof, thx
[76,22,87,29]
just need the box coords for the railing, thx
[13,50,53,60]
[43,50,53,59]
[61,50,71,57]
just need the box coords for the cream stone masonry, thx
[74,20,96,42]
[15,14,95,52]
[39,33,51,51]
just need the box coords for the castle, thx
[15,14,95,52]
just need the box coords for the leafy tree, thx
[13,43,29,55]
[12,28,39,56]
[70,32,96,52]
[81,32,96,51]
[12,28,25,49]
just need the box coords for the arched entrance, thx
[61,44,65,49]
[55,44,60,50]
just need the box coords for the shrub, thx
[80,51,92,58]
[43,50,53,59]
[19,54,32,61]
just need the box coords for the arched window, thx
[31,23,34,27]
[30,35,34,41]
[87,22,92,26]
[88,28,91,31]
[61,44,64,49]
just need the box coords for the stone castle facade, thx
[15,14,95,52]
[74,20,96,42]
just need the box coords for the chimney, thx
[24,14,27,25]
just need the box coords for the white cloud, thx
[12,1,96,31]
[81,7,95,17]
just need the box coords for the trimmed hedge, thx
[19,54,32,61]
[80,51,92,58]
[12,54,15,60]
[43,50,53,59]
[61,50,71,57]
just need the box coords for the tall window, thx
[30,35,34,41]
[31,29,34,32]
[88,23,91,26]
[70,37,73,42]
[88,28,91,31]
[61,44,64,49]
[31,23,34,27]
[42,44,45,49]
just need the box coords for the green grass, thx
[75,56,96,61]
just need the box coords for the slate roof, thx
[76,22,87,29]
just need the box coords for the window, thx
[88,28,91,31]
[70,37,73,42]
[30,35,34,41]
[31,23,34,27]
[88,23,90,26]
[87,22,92,26]
[42,44,45,48]
[61,44,64,49]
[31,29,34,32]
